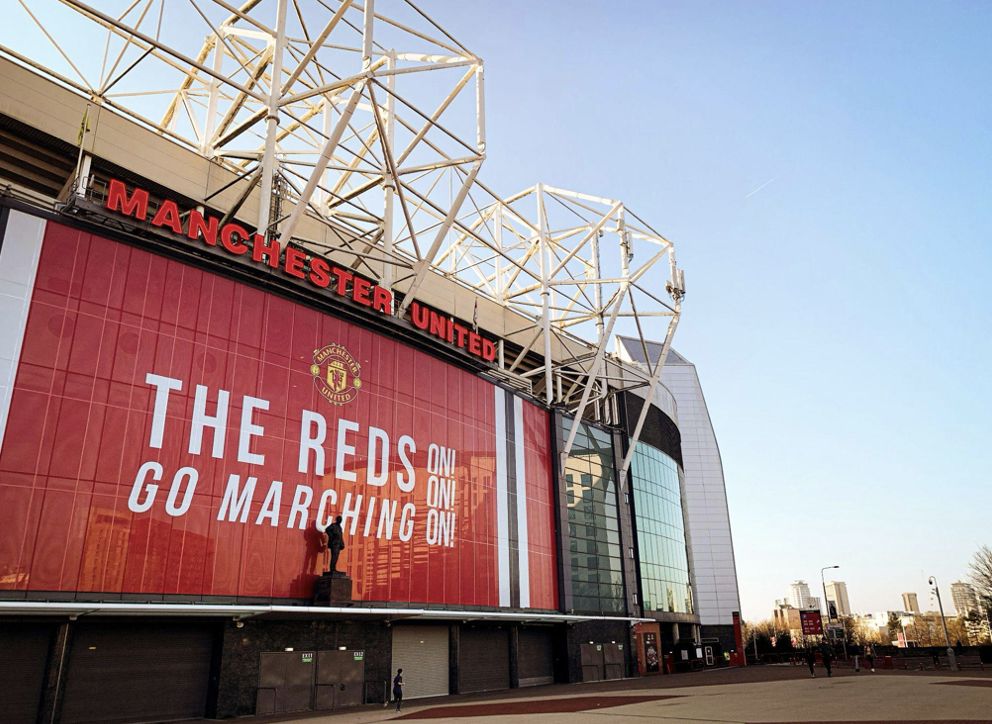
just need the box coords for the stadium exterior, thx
[0,2,741,722]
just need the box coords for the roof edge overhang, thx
[0,601,654,626]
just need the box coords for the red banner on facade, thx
[0,221,557,608]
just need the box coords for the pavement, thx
[274,666,992,724]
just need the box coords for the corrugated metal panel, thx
[517,627,554,687]
[0,623,54,724]
[458,627,509,693]
[59,621,215,724]
[390,625,448,700]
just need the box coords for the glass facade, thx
[561,418,625,614]
[630,443,693,615]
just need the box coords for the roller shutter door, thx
[458,627,509,693]
[0,623,54,724]
[517,627,554,687]
[390,625,448,700]
[59,621,215,724]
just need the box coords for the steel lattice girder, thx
[1,0,686,458]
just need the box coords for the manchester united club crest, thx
[310,343,362,405]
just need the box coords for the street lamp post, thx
[821,565,848,659]
[929,576,959,671]
[820,565,839,621]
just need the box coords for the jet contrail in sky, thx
[745,176,777,199]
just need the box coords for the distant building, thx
[788,580,820,611]
[951,581,981,616]
[824,581,851,618]
[950,582,991,645]
[902,592,921,614]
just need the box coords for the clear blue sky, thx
[428,0,992,618]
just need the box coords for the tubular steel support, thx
[3,1,686,424]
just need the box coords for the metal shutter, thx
[390,625,449,700]
[59,621,216,724]
[517,627,554,687]
[0,623,54,724]
[458,627,509,693]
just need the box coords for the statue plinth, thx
[313,572,353,605]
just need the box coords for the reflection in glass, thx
[630,443,693,615]
[562,417,625,615]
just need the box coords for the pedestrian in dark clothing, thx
[821,643,833,677]
[805,647,816,678]
[865,644,875,672]
[392,668,404,712]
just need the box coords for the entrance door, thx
[59,621,215,724]
[580,643,603,681]
[390,625,448,700]
[315,650,365,710]
[256,651,316,715]
[603,642,624,680]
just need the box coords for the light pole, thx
[929,576,958,671]
[821,565,847,659]
[821,565,839,621]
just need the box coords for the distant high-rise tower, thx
[824,581,851,617]
[951,581,981,616]
[789,580,820,610]
[902,592,920,614]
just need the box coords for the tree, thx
[887,612,902,642]
[846,616,885,646]
[743,619,777,655]
[970,545,992,601]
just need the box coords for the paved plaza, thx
[279,667,992,724]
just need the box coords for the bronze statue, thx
[323,515,345,577]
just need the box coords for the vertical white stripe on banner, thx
[513,395,530,608]
[494,386,511,606]
[0,211,45,452]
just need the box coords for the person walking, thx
[391,668,404,712]
[865,643,876,672]
[805,646,816,678]
[820,642,833,677]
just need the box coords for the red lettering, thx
[371,285,392,315]
[309,257,330,288]
[352,277,372,306]
[410,302,430,330]
[220,223,249,255]
[105,179,148,221]
[453,322,469,348]
[150,199,183,234]
[252,233,280,268]
[284,245,306,279]
[331,267,352,297]
[481,338,497,362]
[187,210,218,246]
[429,310,449,340]
[468,331,482,356]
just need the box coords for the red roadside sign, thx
[800,610,823,636]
